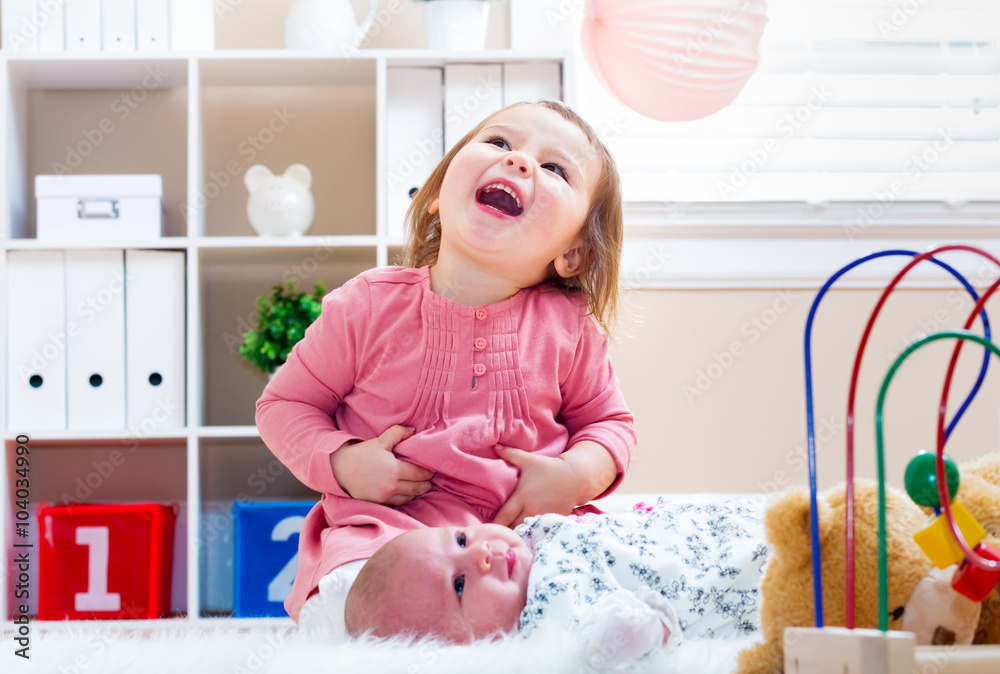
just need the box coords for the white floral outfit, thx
[515,497,766,662]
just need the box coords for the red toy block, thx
[37,502,177,620]
[950,542,1000,603]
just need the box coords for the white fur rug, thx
[4,623,756,674]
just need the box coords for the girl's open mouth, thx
[477,183,523,218]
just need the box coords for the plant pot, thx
[422,0,490,51]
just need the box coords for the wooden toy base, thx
[915,645,1000,674]
[785,627,1000,674]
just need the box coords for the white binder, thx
[38,0,65,52]
[170,0,214,51]
[65,0,100,52]
[444,64,503,153]
[386,67,444,241]
[137,0,170,52]
[2,0,38,52]
[102,0,136,52]
[503,63,562,107]
[125,250,186,431]
[66,250,126,430]
[7,251,66,430]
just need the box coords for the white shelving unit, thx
[0,48,570,624]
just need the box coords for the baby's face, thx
[391,523,532,641]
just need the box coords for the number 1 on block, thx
[75,526,122,612]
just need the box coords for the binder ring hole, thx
[89,374,103,387]
[29,375,43,388]
[149,372,163,386]
[408,187,419,199]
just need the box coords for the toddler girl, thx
[256,99,637,633]
[344,499,766,665]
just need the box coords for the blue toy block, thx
[232,500,316,618]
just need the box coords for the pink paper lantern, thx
[582,0,769,122]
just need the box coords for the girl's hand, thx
[329,425,435,506]
[491,444,580,528]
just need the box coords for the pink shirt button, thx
[475,309,487,320]
[473,363,487,376]
[474,337,487,351]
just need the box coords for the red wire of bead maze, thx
[844,244,1000,628]
[935,274,1000,574]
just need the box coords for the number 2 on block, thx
[268,516,306,603]
[75,526,122,612]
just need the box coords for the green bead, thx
[905,451,959,508]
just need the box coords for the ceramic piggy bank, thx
[244,164,315,237]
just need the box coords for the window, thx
[577,0,999,208]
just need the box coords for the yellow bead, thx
[912,502,986,569]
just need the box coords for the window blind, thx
[577,0,1000,205]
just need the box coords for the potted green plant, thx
[238,280,326,376]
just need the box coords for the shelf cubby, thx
[198,56,376,239]
[198,437,319,617]
[198,245,376,428]
[7,56,189,239]
[3,437,188,619]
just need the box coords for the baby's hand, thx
[492,445,579,528]
[330,425,434,506]
[580,590,679,668]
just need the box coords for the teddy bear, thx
[736,453,1000,674]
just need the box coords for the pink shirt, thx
[255,265,637,621]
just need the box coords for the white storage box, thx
[36,174,164,240]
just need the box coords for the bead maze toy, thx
[785,244,1000,673]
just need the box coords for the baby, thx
[345,498,766,662]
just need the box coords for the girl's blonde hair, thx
[401,99,624,336]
